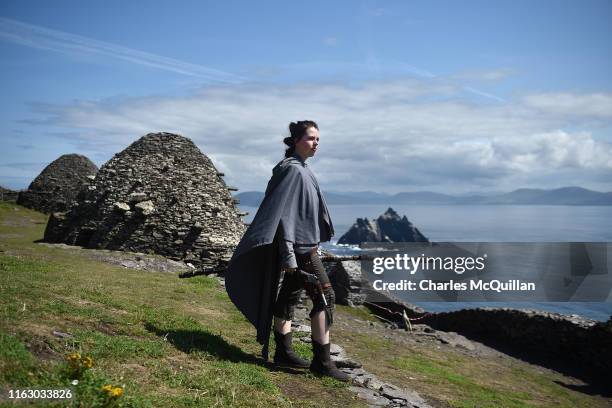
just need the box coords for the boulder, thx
[326,260,368,305]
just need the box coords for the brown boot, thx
[310,339,350,382]
[273,331,310,369]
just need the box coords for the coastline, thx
[351,280,612,391]
[322,241,612,322]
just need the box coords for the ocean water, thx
[324,204,612,242]
[239,204,612,321]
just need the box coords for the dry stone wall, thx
[1,186,19,202]
[423,308,612,381]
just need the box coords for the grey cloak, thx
[225,154,334,358]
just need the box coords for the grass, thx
[0,202,361,407]
[333,311,612,407]
[1,201,610,407]
[390,353,533,408]
[387,351,608,408]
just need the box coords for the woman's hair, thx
[283,120,318,158]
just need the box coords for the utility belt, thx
[295,246,332,291]
[294,247,335,325]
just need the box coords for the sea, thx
[238,204,612,322]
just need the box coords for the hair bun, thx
[283,136,294,147]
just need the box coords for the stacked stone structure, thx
[44,132,245,270]
[423,308,612,382]
[1,186,19,202]
[326,260,368,306]
[17,154,98,213]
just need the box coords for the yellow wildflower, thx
[101,384,113,393]
[81,356,94,368]
[66,352,81,362]
[111,387,123,398]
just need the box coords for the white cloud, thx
[522,92,612,119]
[17,79,612,194]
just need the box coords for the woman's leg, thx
[310,310,329,344]
[272,268,304,329]
[274,316,292,334]
[298,249,349,381]
[271,270,309,368]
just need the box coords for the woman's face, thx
[295,126,320,160]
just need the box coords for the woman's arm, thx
[279,239,298,271]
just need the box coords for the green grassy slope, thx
[0,203,358,407]
[1,202,610,407]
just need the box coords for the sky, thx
[1,0,611,194]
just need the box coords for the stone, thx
[329,343,345,356]
[380,385,432,407]
[331,356,362,368]
[42,132,245,271]
[291,324,311,334]
[121,260,138,268]
[362,375,385,391]
[17,154,98,213]
[52,330,73,338]
[326,259,368,306]
[435,331,476,351]
[342,367,366,376]
[114,202,130,212]
[128,192,148,203]
[135,200,155,216]
[348,386,388,406]
[380,385,403,399]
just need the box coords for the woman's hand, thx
[281,266,297,274]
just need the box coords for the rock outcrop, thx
[43,132,245,271]
[16,154,98,213]
[326,260,368,306]
[338,207,428,244]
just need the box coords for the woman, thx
[225,120,348,381]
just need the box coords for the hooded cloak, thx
[225,154,334,357]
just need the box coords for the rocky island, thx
[338,207,429,245]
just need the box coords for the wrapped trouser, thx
[273,247,335,326]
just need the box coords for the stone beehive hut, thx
[44,132,245,270]
[17,154,98,213]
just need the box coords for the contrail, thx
[0,17,246,84]
[462,85,507,103]
[398,62,507,103]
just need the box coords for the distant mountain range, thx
[236,187,612,206]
